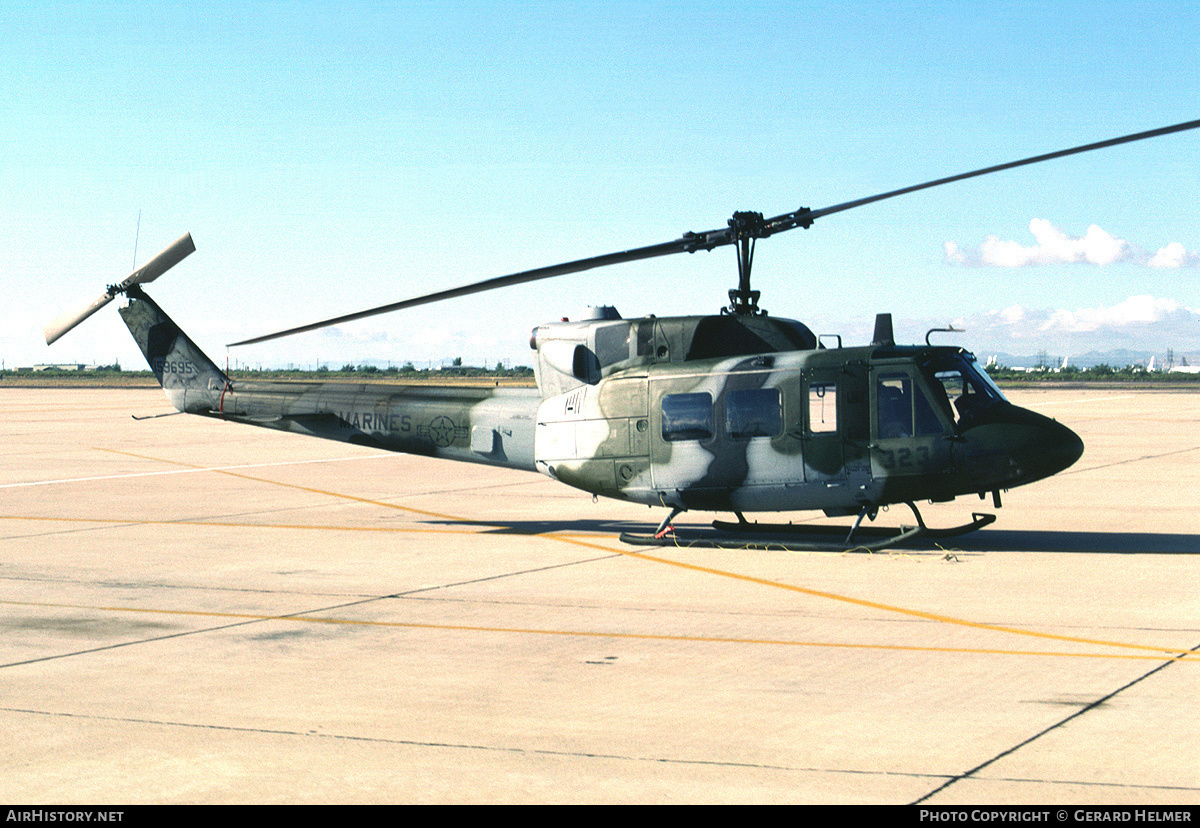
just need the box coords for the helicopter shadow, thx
[922,528,1200,555]
[424,518,1200,555]
[423,516,653,539]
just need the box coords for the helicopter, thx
[45,118,1200,550]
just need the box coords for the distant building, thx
[31,364,99,372]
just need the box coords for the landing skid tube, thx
[619,502,996,552]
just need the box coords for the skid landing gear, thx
[619,502,995,552]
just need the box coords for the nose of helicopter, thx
[960,403,1084,490]
[1015,414,1084,484]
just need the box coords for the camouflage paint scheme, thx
[95,121,1200,525]
[535,348,1082,514]
[120,289,1082,519]
[120,291,538,470]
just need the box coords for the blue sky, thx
[7,0,1199,370]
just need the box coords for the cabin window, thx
[807,382,837,434]
[662,392,713,441]
[877,373,943,438]
[726,387,782,439]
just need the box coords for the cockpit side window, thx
[924,354,1006,427]
[913,384,943,436]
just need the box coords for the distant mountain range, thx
[983,348,1199,370]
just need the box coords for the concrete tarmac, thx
[1,386,1198,804]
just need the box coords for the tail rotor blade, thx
[44,292,116,345]
[117,232,195,291]
[43,232,196,346]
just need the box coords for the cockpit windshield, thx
[922,352,1007,427]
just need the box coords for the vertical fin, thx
[118,287,229,413]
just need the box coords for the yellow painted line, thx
[95,447,464,522]
[539,533,1198,658]
[7,509,1191,660]
[0,452,394,490]
[2,598,1197,664]
[75,446,1200,659]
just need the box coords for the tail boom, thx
[119,289,538,470]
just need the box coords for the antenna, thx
[925,324,963,345]
[132,210,142,270]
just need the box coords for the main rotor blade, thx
[230,118,1200,347]
[228,236,705,346]
[795,117,1200,226]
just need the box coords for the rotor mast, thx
[728,211,762,315]
[725,207,814,315]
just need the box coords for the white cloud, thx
[998,305,1025,324]
[1148,241,1200,269]
[1038,295,1184,333]
[947,295,1200,356]
[945,219,1198,268]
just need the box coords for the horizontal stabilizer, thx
[44,233,195,346]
